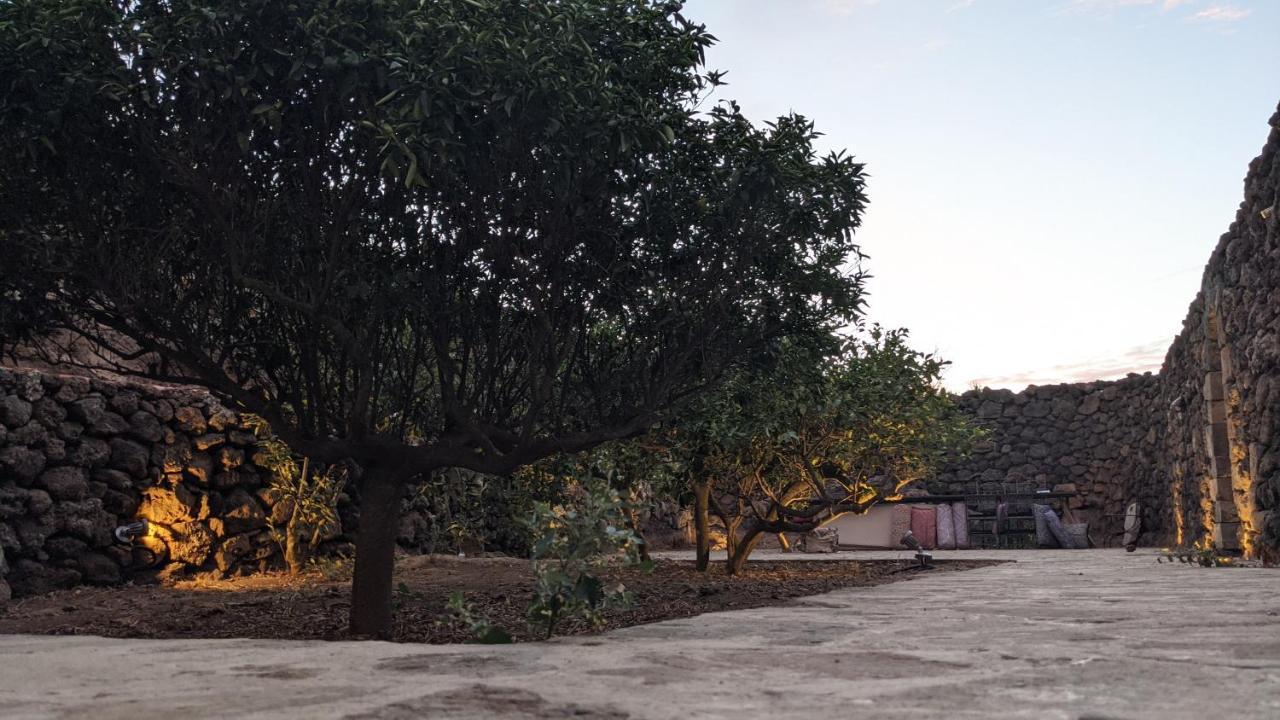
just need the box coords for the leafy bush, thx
[524,475,649,639]
[404,467,572,556]
[445,592,514,644]
[651,329,984,573]
[244,416,346,574]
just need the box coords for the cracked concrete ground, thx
[2,549,1278,719]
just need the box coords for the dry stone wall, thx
[935,374,1162,544]
[939,103,1280,557]
[1153,103,1280,557]
[0,368,329,600]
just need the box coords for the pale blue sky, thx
[682,0,1279,390]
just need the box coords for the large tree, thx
[0,0,868,635]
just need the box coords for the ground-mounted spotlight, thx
[114,520,149,543]
[900,529,933,568]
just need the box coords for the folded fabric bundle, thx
[1060,508,1090,550]
[935,504,956,549]
[1032,503,1059,548]
[1029,502,1059,545]
[1063,522,1089,550]
[952,502,970,549]
[992,501,1008,539]
[1032,503,1077,548]
[910,505,937,549]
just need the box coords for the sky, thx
[681,0,1280,391]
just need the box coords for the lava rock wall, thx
[940,104,1280,556]
[0,368,328,599]
[935,374,1163,544]
[1153,103,1280,556]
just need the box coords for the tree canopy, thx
[655,328,980,573]
[0,0,869,634]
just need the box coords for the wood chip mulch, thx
[0,556,1000,643]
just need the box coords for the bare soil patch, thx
[0,556,998,643]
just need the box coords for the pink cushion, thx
[910,505,937,549]
[935,504,956,549]
[952,502,970,549]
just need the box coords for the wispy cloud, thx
[967,338,1169,390]
[1191,4,1250,21]
[1067,0,1162,13]
[819,0,880,16]
[947,0,976,12]
[1066,0,1196,14]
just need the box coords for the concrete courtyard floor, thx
[1,548,1278,719]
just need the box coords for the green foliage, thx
[680,327,979,498]
[393,581,424,610]
[523,473,647,639]
[0,0,870,633]
[244,415,345,574]
[445,591,514,644]
[658,327,983,571]
[0,0,867,471]
[310,553,353,582]
[404,467,572,556]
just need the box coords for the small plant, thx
[445,592,513,644]
[310,552,353,582]
[447,520,474,556]
[391,576,427,609]
[524,474,650,639]
[244,415,346,574]
[1157,540,1237,567]
[393,581,425,610]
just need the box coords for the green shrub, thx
[244,415,345,574]
[445,592,514,644]
[524,475,648,639]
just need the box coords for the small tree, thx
[523,467,646,639]
[0,0,867,635]
[667,329,980,574]
[245,416,345,574]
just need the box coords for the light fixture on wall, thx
[113,520,148,543]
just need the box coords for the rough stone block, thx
[108,438,150,479]
[1212,521,1241,550]
[0,394,33,427]
[36,467,89,502]
[174,406,208,435]
[68,397,106,425]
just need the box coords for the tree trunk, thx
[284,514,307,574]
[283,458,310,575]
[723,517,740,565]
[625,506,651,562]
[349,464,406,638]
[727,524,765,576]
[694,479,711,572]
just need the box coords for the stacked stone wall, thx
[1152,103,1280,556]
[0,368,342,600]
[935,374,1162,544]
[940,103,1280,556]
